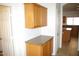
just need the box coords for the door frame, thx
[59,3,67,48]
[0,4,15,56]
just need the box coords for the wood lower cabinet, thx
[71,27,78,38]
[42,39,53,56]
[63,16,67,25]
[26,35,53,56]
[62,30,71,42]
[24,3,47,28]
[26,44,42,56]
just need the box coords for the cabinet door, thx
[47,39,53,56]
[50,39,53,54]
[24,3,34,28]
[34,4,41,27]
[40,6,43,26]
[42,42,49,56]
[62,30,71,42]
[34,4,47,28]
[26,43,42,56]
[42,39,52,56]
[42,7,47,26]
[41,7,47,26]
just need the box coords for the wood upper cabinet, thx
[41,7,47,26]
[24,3,47,28]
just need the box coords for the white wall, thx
[39,3,62,55]
[11,3,41,56]
[11,3,58,56]
[11,3,62,56]
[1,3,61,56]
[39,3,56,36]
[56,3,63,51]
[11,4,25,56]
[55,3,61,54]
[39,3,57,55]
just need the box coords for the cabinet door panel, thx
[24,4,34,28]
[42,7,47,26]
[27,44,42,56]
[42,40,52,56]
[51,39,53,54]
[42,39,53,56]
[47,39,53,55]
[41,7,47,26]
[34,4,41,27]
[43,42,49,56]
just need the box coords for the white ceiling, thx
[63,3,79,11]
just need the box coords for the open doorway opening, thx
[57,3,79,56]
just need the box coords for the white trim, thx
[59,4,63,48]
[0,5,15,56]
[9,7,15,56]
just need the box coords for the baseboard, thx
[52,51,57,56]
[52,53,55,56]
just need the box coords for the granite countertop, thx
[26,35,53,45]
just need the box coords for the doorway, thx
[0,5,14,56]
[57,3,79,56]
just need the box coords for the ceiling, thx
[63,3,79,11]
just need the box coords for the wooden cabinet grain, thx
[26,35,53,56]
[42,39,53,56]
[62,30,71,42]
[63,16,67,25]
[24,3,47,28]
